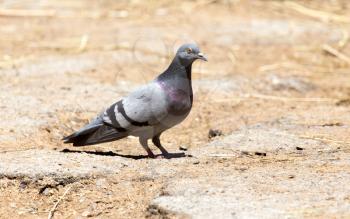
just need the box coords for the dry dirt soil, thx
[1,0,350,218]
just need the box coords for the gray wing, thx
[102,82,168,132]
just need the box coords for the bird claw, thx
[147,153,156,159]
[155,154,170,159]
[155,152,186,159]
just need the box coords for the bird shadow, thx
[60,148,188,160]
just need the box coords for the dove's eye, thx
[185,48,193,54]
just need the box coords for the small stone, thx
[321,122,343,127]
[235,167,248,172]
[147,205,160,215]
[41,188,53,196]
[179,146,188,151]
[268,74,314,93]
[19,181,29,189]
[241,151,251,156]
[96,178,108,189]
[208,129,223,139]
[79,197,86,203]
[254,152,267,156]
[336,99,350,106]
[296,146,304,150]
[60,86,71,91]
[81,210,91,217]
[193,161,200,165]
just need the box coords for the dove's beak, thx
[197,52,208,61]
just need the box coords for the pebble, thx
[254,152,267,156]
[96,178,108,189]
[179,146,188,151]
[41,187,54,196]
[19,181,29,190]
[208,129,223,139]
[81,210,91,217]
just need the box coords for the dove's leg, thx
[152,134,170,157]
[139,137,155,158]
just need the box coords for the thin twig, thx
[299,135,350,145]
[28,41,169,58]
[0,147,37,153]
[284,1,350,23]
[227,51,236,66]
[247,94,337,102]
[0,9,56,17]
[191,0,218,10]
[208,154,238,157]
[78,34,89,52]
[258,62,304,72]
[322,44,350,64]
[212,98,242,103]
[338,30,349,48]
[213,94,337,103]
[48,186,72,219]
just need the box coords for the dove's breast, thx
[166,88,192,116]
[155,80,193,130]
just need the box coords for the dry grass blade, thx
[247,94,337,102]
[78,34,89,52]
[299,135,350,145]
[338,30,349,48]
[213,94,337,103]
[227,51,236,66]
[258,62,304,72]
[0,148,37,153]
[284,1,350,23]
[0,9,56,17]
[208,154,238,157]
[322,44,350,64]
[48,186,72,219]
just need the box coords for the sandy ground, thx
[1,0,350,218]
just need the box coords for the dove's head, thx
[176,43,207,66]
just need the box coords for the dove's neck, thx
[158,57,192,82]
[157,58,194,104]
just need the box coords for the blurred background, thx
[0,0,350,218]
[1,0,349,150]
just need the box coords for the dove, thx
[63,43,207,158]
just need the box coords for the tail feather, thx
[63,124,127,146]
